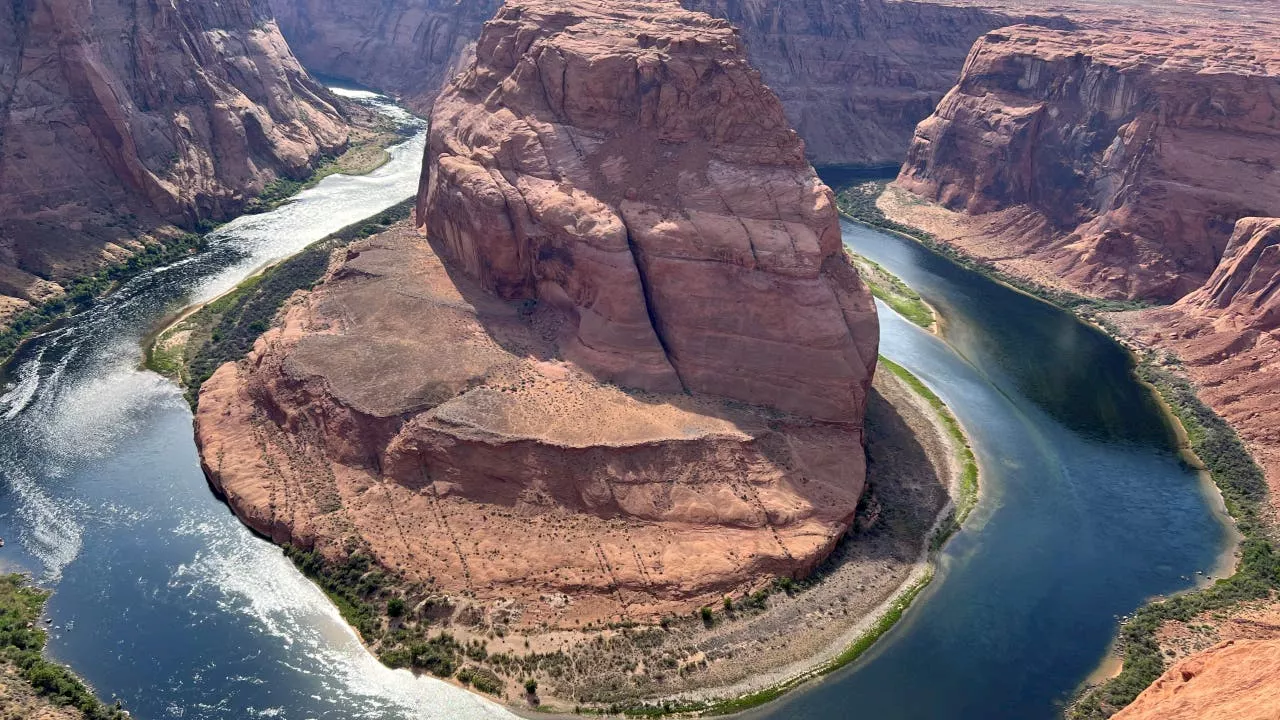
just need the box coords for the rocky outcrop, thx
[421,0,878,422]
[1111,639,1280,720]
[0,0,349,322]
[197,0,879,627]
[268,0,1062,167]
[1112,218,1280,512]
[895,25,1280,302]
[1182,218,1280,331]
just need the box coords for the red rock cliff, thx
[680,0,1062,167]
[420,0,878,422]
[0,0,349,323]
[895,25,1280,302]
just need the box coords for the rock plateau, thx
[0,0,350,326]
[197,0,879,627]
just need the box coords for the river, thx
[743,220,1233,719]
[0,96,1231,718]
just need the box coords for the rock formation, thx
[420,0,879,422]
[269,0,1062,167]
[1111,639,1280,720]
[197,0,878,627]
[1113,217,1280,512]
[0,0,350,325]
[894,25,1280,302]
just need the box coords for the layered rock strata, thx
[197,0,878,626]
[420,0,879,422]
[895,25,1280,302]
[269,0,1061,167]
[0,0,349,323]
[680,0,1061,167]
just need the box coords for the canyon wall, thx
[198,0,879,627]
[0,0,350,323]
[269,0,1051,167]
[894,25,1280,302]
[680,0,1059,167]
[269,0,498,114]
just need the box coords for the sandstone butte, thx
[196,0,879,628]
[269,0,1068,167]
[0,0,350,327]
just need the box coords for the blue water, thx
[745,221,1232,719]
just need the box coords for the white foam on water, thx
[172,514,517,720]
[0,348,43,420]
[2,463,83,582]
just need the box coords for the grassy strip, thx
[846,250,934,329]
[1,232,208,369]
[0,574,128,719]
[1069,362,1278,719]
[834,182,1148,315]
[879,357,979,538]
[147,200,413,405]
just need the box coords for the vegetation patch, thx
[1069,361,1279,719]
[845,250,935,329]
[0,574,128,719]
[243,116,411,214]
[147,200,413,405]
[879,357,979,540]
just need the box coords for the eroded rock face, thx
[1111,639,1280,720]
[269,0,1058,167]
[197,0,879,627]
[421,0,878,422]
[0,0,348,320]
[681,0,1060,167]
[896,25,1280,302]
[270,0,499,115]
